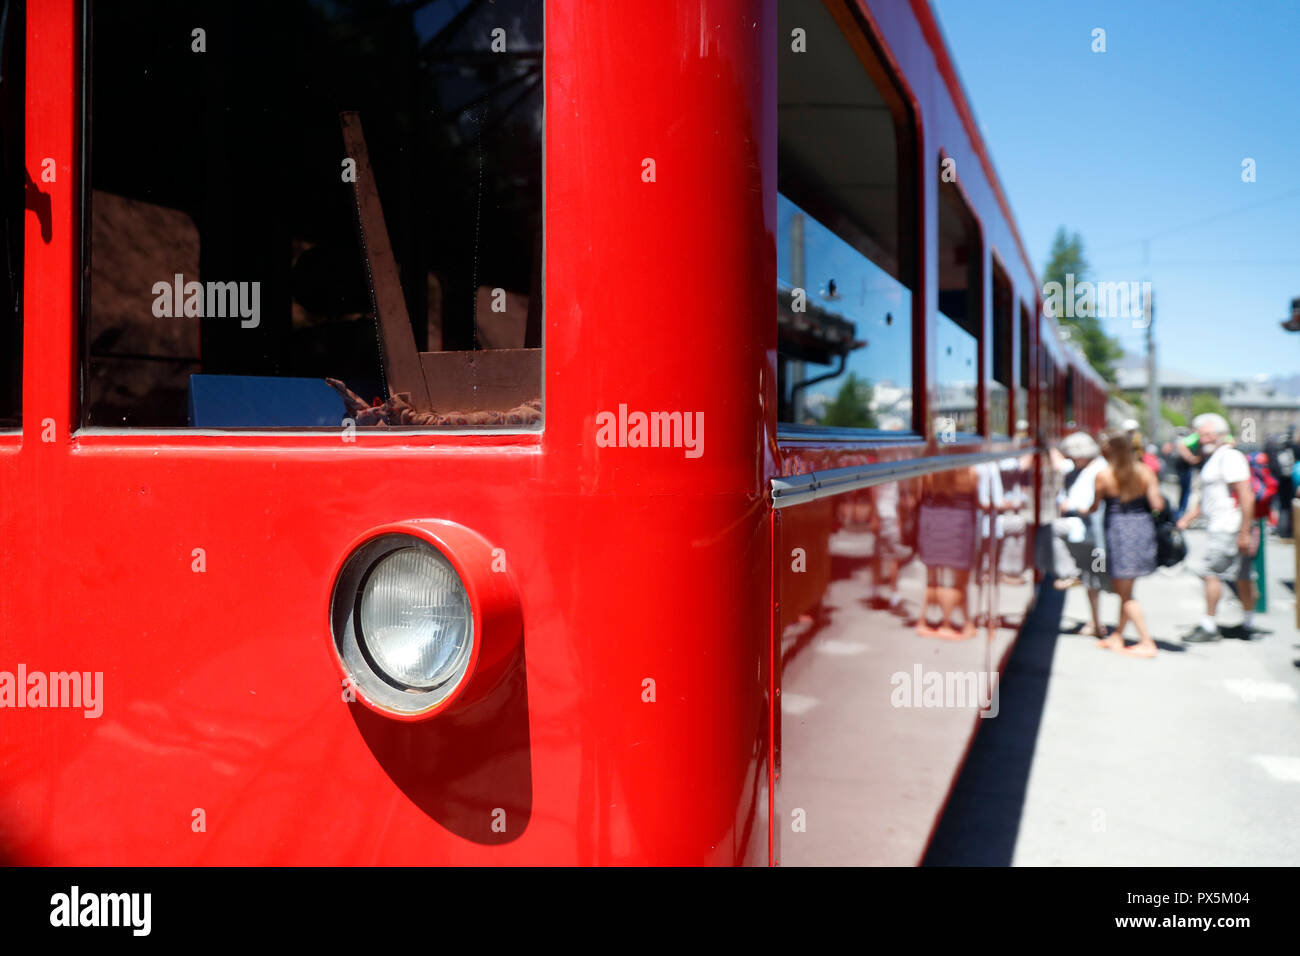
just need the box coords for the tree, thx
[1126,392,1187,427]
[1189,392,1229,422]
[1042,227,1124,385]
[821,372,876,428]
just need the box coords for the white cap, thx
[1122,418,1139,432]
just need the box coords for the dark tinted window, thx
[85,0,542,429]
[989,259,1012,436]
[1016,301,1030,435]
[1040,345,1055,439]
[0,0,22,428]
[1065,367,1076,426]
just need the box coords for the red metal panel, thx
[767,0,1055,865]
[772,443,1032,865]
[2,0,776,865]
[2,0,1078,867]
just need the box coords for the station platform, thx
[925,527,1300,866]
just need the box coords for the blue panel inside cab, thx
[188,375,346,427]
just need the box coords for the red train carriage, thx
[2,0,1105,864]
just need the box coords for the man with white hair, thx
[1178,413,1256,641]
[1052,431,1110,637]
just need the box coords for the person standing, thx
[1271,437,1294,540]
[1051,432,1110,638]
[1178,414,1257,642]
[1142,443,1162,476]
[1292,440,1300,525]
[1083,434,1165,657]
[1173,428,1203,519]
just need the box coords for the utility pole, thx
[1143,240,1159,443]
[1145,290,1158,443]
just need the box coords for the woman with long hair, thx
[1082,432,1166,656]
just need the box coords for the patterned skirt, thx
[1104,507,1156,579]
[918,497,977,571]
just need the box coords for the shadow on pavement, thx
[922,583,1064,866]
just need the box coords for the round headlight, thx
[359,547,471,691]
[331,531,482,718]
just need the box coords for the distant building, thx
[1113,354,1300,442]
[1115,358,1223,419]
[1221,381,1300,441]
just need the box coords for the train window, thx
[0,0,22,429]
[1065,367,1076,427]
[776,0,917,431]
[935,175,981,435]
[1049,351,1061,437]
[1016,301,1030,436]
[989,259,1012,437]
[1038,342,1051,440]
[83,0,542,429]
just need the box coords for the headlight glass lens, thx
[359,547,471,690]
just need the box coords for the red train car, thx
[2,0,1106,864]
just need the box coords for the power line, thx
[1091,185,1300,253]
[1090,257,1300,271]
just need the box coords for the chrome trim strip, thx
[771,447,1040,509]
[775,425,925,444]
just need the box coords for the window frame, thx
[74,0,547,439]
[0,0,23,432]
[774,0,923,442]
[933,156,985,440]
[1016,298,1031,437]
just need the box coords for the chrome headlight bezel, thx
[330,533,475,717]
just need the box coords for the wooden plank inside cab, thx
[340,111,431,409]
[419,348,541,413]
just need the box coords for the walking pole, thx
[1253,518,1267,613]
[1295,500,1300,628]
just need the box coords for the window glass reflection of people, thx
[916,466,979,640]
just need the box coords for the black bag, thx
[1154,509,1186,568]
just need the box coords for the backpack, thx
[1249,453,1278,514]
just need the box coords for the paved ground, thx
[924,524,1300,866]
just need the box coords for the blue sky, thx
[931,0,1300,379]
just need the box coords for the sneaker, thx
[1183,626,1221,643]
